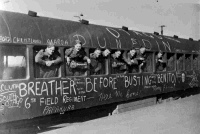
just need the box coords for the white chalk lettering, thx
[142,39,152,49]
[73,34,86,46]
[62,81,69,95]
[99,93,112,101]
[43,105,75,115]
[28,82,35,96]
[125,76,137,88]
[70,80,76,95]
[47,38,68,46]
[13,37,41,44]
[63,95,86,103]
[106,28,120,38]
[85,78,97,93]
[41,82,48,96]
[116,39,121,48]
[19,83,27,97]
[56,81,62,95]
[48,80,55,95]
[97,36,107,48]
[0,35,11,43]
[35,81,41,96]
[162,41,171,52]
[40,97,58,106]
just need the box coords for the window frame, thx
[166,52,176,72]
[154,51,167,72]
[176,53,185,72]
[0,44,28,81]
[142,51,154,73]
[192,54,199,70]
[89,48,108,76]
[33,45,61,79]
[185,53,192,71]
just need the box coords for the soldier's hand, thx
[87,59,91,64]
[95,68,99,73]
[46,61,54,66]
[66,57,70,64]
[46,61,51,66]
[140,57,144,60]
[140,63,144,66]
[45,61,49,66]
[112,62,117,67]
[158,59,163,63]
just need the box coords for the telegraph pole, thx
[159,25,166,35]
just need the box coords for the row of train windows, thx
[0,45,199,80]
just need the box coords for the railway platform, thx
[40,94,200,134]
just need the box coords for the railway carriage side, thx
[0,10,199,124]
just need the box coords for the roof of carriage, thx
[0,10,199,53]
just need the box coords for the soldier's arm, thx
[162,57,167,63]
[65,48,73,63]
[35,50,46,65]
[65,48,73,56]
[81,49,89,61]
[131,58,138,65]
[83,55,89,61]
[122,51,131,64]
[53,54,62,64]
[95,62,102,73]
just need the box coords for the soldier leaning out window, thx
[156,51,166,71]
[65,40,91,76]
[136,47,146,73]
[177,54,184,71]
[123,48,138,73]
[111,50,126,74]
[35,42,62,78]
[167,53,175,71]
[193,55,198,70]
[90,48,110,75]
[185,54,192,70]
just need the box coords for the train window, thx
[193,54,198,70]
[185,54,192,71]
[110,50,126,74]
[64,47,88,76]
[155,52,166,72]
[143,52,153,72]
[34,46,62,78]
[122,50,138,73]
[177,53,184,71]
[0,46,27,80]
[89,48,107,75]
[167,53,175,71]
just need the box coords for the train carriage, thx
[0,10,200,124]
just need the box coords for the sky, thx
[0,0,200,40]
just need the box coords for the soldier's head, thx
[74,40,82,51]
[140,47,146,54]
[157,51,163,58]
[114,50,121,58]
[46,42,55,55]
[129,49,136,57]
[94,48,101,58]
[102,49,111,57]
